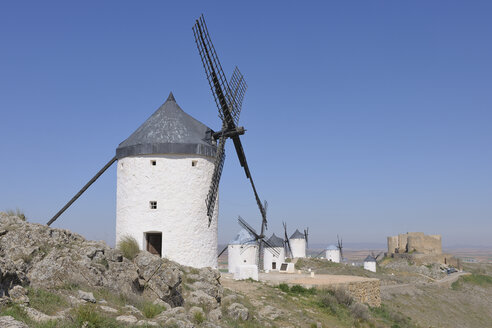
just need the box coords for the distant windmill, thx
[337,235,344,261]
[238,215,279,269]
[282,222,293,258]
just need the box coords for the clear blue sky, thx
[1,1,491,248]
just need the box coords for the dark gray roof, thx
[266,233,284,248]
[290,229,305,240]
[116,92,216,159]
[364,255,376,262]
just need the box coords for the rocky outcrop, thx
[0,213,222,309]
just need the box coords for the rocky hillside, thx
[0,213,246,327]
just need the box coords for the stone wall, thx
[407,234,442,254]
[344,280,381,307]
[387,236,398,254]
[388,232,442,255]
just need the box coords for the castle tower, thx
[116,93,219,268]
[289,229,306,258]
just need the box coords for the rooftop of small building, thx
[326,245,338,251]
[116,92,216,159]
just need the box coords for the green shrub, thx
[317,290,338,314]
[350,302,371,321]
[140,301,166,318]
[0,303,30,323]
[117,235,140,260]
[290,284,316,295]
[193,311,205,324]
[5,208,26,221]
[278,283,290,293]
[333,288,353,306]
[28,287,68,315]
[73,304,120,328]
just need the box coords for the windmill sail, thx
[193,15,268,230]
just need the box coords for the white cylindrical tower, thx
[363,255,377,272]
[325,245,340,263]
[227,229,258,273]
[262,233,285,271]
[116,93,219,268]
[289,229,306,258]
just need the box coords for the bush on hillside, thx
[5,208,26,221]
[350,302,371,321]
[117,235,140,260]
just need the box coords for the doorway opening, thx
[272,262,277,270]
[145,232,162,256]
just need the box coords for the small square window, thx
[149,201,157,209]
[151,160,156,166]
[192,160,198,167]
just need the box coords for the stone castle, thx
[386,232,459,267]
[387,232,442,255]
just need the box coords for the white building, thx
[116,93,219,268]
[363,255,377,272]
[325,245,341,263]
[263,233,285,271]
[289,229,306,258]
[228,229,258,273]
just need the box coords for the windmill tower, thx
[325,245,340,263]
[262,233,285,271]
[46,15,269,270]
[227,229,258,273]
[363,255,377,272]
[363,252,382,272]
[289,229,307,258]
[115,93,218,268]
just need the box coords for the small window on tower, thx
[149,201,157,209]
[151,160,156,166]
[192,160,198,167]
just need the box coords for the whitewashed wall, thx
[262,247,285,271]
[228,244,258,273]
[116,154,218,268]
[289,238,306,258]
[364,261,377,272]
[326,249,341,263]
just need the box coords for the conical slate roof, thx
[266,233,284,248]
[290,229,305,240]
[229,229,257,245]
[326,245,338,251]
[364,255,376,262]
[116,92,216,159]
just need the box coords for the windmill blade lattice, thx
[283,222,293,258]
[205,132,226,222]
[193,15,268,229]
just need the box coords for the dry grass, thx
[117,235,140,260]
